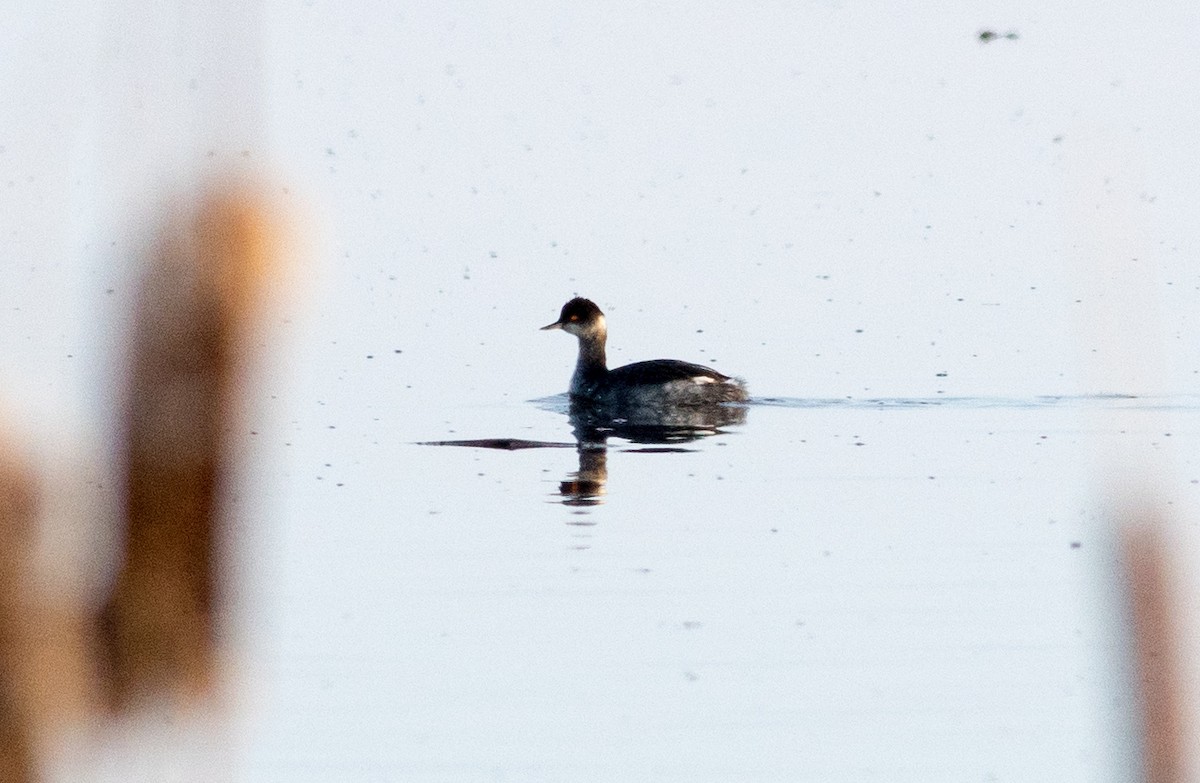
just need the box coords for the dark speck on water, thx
[978,29,1019,43]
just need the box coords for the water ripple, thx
[749,394,1200,411]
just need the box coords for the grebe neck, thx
[570,330,608,393]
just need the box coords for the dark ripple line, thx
[748,394,1200,411]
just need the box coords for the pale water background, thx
[4,2,1200,781]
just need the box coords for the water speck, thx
[978,29,1019,43]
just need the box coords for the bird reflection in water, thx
[418,398,746,507]
[557,398,747,506]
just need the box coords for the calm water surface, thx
[243,390,1200,781]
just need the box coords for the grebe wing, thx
[607,359,732,385]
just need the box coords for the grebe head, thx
[540,297,607,339]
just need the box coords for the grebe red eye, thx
[569,314,579,321]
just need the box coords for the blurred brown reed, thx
[1122,518,1188,783]
[98,188,279,711]
[0,441,38,783]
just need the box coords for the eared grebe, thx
[541,298,748,410]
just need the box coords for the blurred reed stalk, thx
[98,189,279,711]
[1123,520,1188,783]
[0,436,100,783]
[0,442,38,783]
